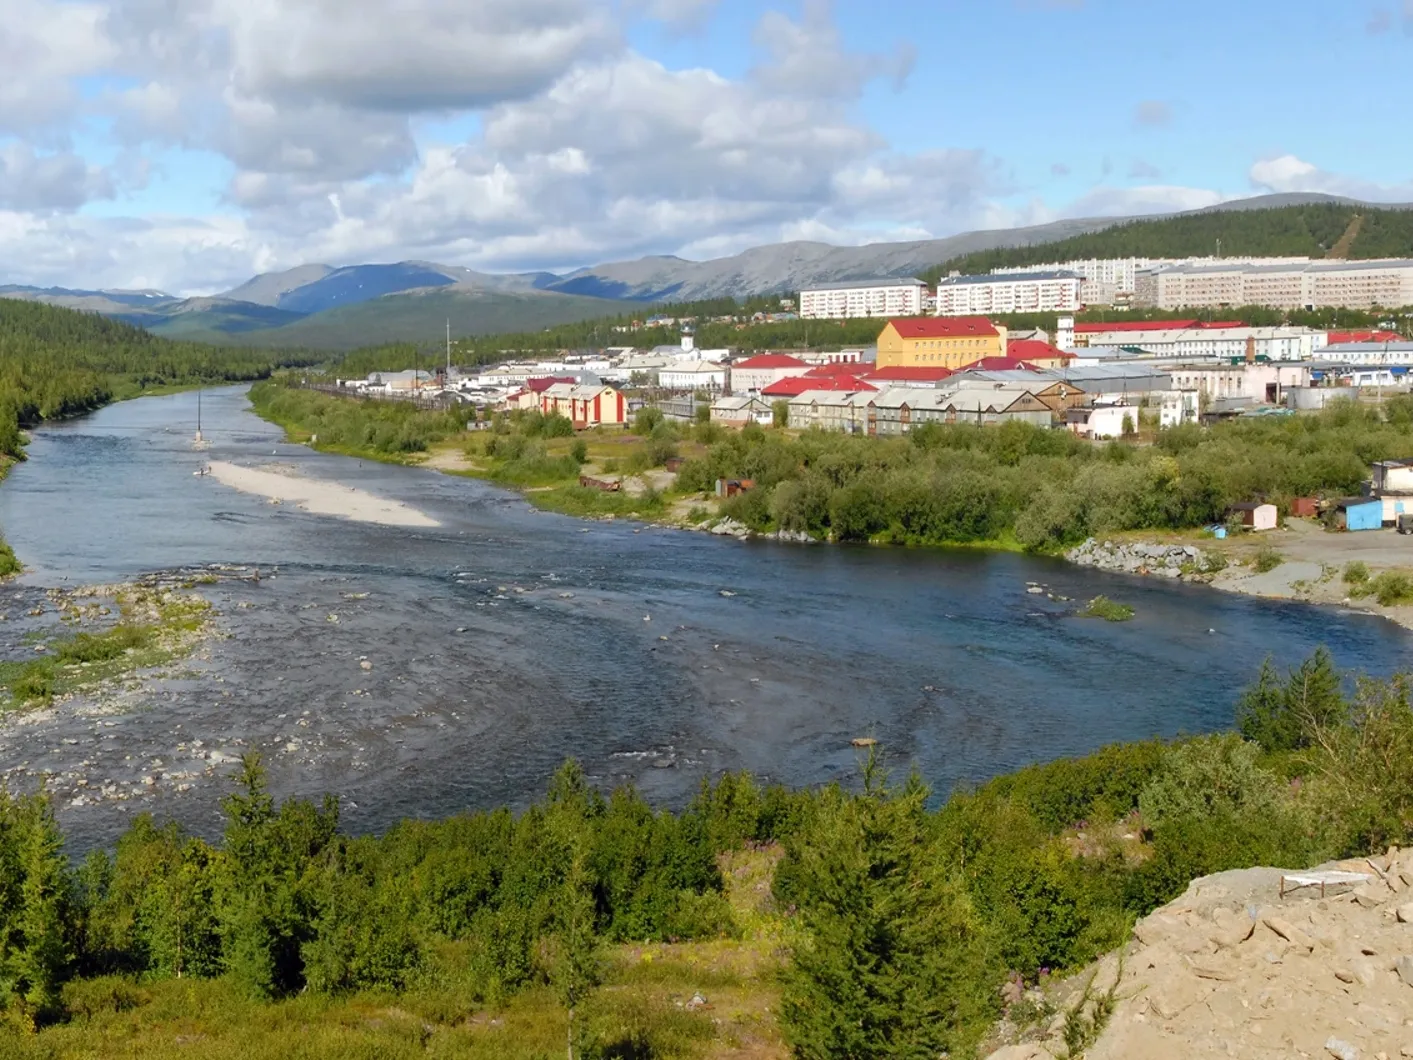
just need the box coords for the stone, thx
[985,1047,1049,1060]
[360,660,373,671]
[1264,916,1317,952]
[1396,955,1413,987]
[1327,1038,1361,1060]
[1355,885,1390,909]
[1396,903,1413,924]
[1353,958,1380,987]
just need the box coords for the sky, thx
[2,0,1412,295]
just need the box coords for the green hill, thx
[921,203,1413,282]
[197,288,625,351]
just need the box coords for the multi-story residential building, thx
[934,271,1081,316]
[876,317,1008,369]
[799,278,928,319]
[1001,257,1313,299]
[1135,259,1413,311]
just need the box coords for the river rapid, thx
[1,386,1407,851]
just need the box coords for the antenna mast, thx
[446,318,451,377]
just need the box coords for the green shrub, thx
[570,440,588,465]
[0,538,19,577]
[1344,561,1370,585]
[1370,570,1413,606]
[1252,546,1283,573]
[12,669,54,704]
[1138,734,1283,827]
[1079,596,1134,622]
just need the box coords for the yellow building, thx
[876,316,1007,369]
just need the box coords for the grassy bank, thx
[2,652,1412,1057]
[0,587,212,712]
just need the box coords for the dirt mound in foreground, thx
[989,850,1413,1060]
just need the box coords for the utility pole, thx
[447,318,452,378]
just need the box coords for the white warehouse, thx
[799,278,928,320]
[934,271,1081,317]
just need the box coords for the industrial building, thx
[799,278,928,319]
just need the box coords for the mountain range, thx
[0,193,1400,350]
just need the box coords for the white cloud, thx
[1065,184,1229,218]
[0,144,114,212]
[1133,100,1173,128]
[1249,154,1413,201]
[0,1,114,136]
[627,0,720,30]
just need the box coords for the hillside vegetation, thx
[920,203,1413,283]
[0,299,321,573]
[194,289,626,351]
[2,652,1413,1058]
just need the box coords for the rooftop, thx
[763,375,876,397]
[802,277,927,293]
[734,353,809,369]
[886,316,999,339]
[938,270,1079,286]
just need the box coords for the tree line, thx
[2,651,1411,1057]
[919,203,1413,284]
[670,398,1413,550]
[0,300,322,462]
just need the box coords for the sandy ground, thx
[206,461,440,528]
[989,849,1413,1059]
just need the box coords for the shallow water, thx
[0,386,1407,850]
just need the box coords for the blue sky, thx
[1,0,1409,293]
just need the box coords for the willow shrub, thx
[682,400,1413,549]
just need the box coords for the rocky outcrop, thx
[1066,538,1220,582]
[988,849,1413,1060]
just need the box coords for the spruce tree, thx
[779,755,1000,1059]
[15,796,72,1022]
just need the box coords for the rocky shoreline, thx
[1065,537,1225,583]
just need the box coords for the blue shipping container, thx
[1342,500,1383,532]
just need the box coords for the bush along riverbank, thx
[3,651,1413,1058]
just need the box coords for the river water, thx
[0,387,1407,850]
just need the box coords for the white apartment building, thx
[1072,326,1328,363]
[934,271,1081,316]
[1135,259,1413,311]
[998,257,1311,298]
[799,278,927,319]
[1318,341,1413,366]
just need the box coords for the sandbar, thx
[206,461,441,528]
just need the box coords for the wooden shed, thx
[1289,497,1320,519]
[1229,502,1278,532]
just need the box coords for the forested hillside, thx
[920,203,1413,282]
[0,299,321,574]
[0,300,319,456]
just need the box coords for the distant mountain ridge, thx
[4,193,1410,350]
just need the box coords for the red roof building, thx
[731,353,813,394]
[733,353,809,369]
[527,376,576,393]
[761,375,877,398]
[965,357,1041,372]
[1006,339,1075,366]
[885,316,999,339]
[804,361,872,377]
[1328,330,1402,345]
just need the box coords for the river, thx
[0,386,1407,850]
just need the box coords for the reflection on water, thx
[0,386,1407,850]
